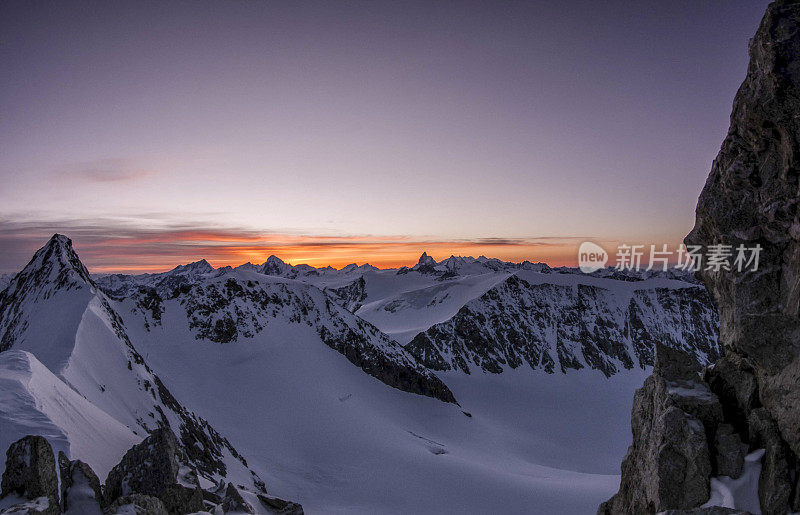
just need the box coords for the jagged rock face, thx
[103,428,203,515]
[747,408,793,514]
[325,276,367,313]
[407,275,719,377]
[685,0,800,458]
[58,452,102,513]
[713,424,746,479]
[599,346,722,514]
[157,275,456,403]
[0,436,59,515]
[220,483,254,513]
[603,2,800,512]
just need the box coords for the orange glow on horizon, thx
[1,228,686,275]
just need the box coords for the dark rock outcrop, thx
[713,424,745,479]
[605,1,800,513]
[220,483,254,513]
[0,433,304,514]
[685,0,800,464]
[103,428,203,515]
[57,451,102,513]
[0,436,59,515]
[599,346,719,514]
[257,494,306,514]
[407,276,719,377]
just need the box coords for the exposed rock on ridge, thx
[1,432,304,514]
[407,275,719,377]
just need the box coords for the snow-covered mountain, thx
[97,260,455,403]
[0,235,268,495]
[406,272,718,377]
[1,237,722,513]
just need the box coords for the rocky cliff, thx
[602,1,800,513]
[406,275,719,377]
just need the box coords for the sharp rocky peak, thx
[7,234,93,293]
[417,252,436,266]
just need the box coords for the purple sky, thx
[0,1,771,272]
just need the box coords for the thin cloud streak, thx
[0,219,598,274]
[56,159,158,184]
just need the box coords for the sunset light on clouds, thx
[0,1,770,273]
[2,2,793,513]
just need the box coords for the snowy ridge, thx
[0,235,267,493]
[94,250,719,381]
[0,239,726,512]
[0,349,140,479]
[117,269,456,403]
[406,273,719,377]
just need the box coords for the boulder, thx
[598,348,717,514]
[57,451,102,513]
[748,409,792,515]
[702,356,759,438]
[257,494,305,514]
[220,483,254,513]
[0,436,59,515]
[103,494,168,515]
[103,427,203,514]
[655,342,702,382]
[660,508,752,515]
[713,424,745,479]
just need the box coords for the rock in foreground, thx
[604,0,800,512]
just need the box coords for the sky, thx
[0,0,771,273]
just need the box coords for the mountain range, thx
[0,234,720,513]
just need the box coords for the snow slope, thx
[0,350,140,479]
[0,239,724,513]
[124,307,646,513]
[0,235,269,494]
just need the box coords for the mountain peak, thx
[21,234,92,286]
[170,259,214,275]
[417,252,436,266]
[261,255,291,276]
[0,235,94,326]
[341,263,359,272]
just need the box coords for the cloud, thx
[57,159,157,183]
[0,217,611,274]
